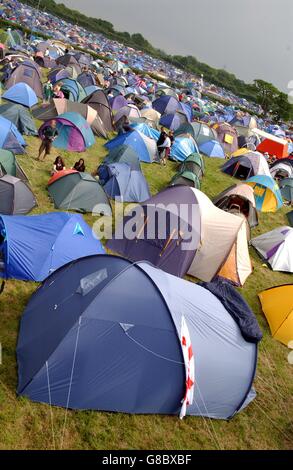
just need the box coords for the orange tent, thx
[48,169,78,186]
[257,138,288,159]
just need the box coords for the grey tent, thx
[48,172,112,215]
[0,175,36,214]
[174,122,217,145]
[32,99,107,138]
[82,90,113,132]
[104,145,141,170]
[0,103,37,136]
[6,61,43,99]
[0,149,28,182]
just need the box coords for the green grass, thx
[0,128,292,450]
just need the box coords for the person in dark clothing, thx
[38,120,58,161]
[51,156,65,175]
[73,158,86,172]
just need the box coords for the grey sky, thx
[57,0,293,92]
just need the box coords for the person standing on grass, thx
[43,79,53,104]
[38,120,58,161]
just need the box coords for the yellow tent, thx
[258,285,293,346]
[231,148,249,157]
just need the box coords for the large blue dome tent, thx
[0,212,104,282]
[17,255,260,420]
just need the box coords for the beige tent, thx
[107,186,252,286]
[141,108,161,126]
[187,189,252,286]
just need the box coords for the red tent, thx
[257,138,288,159]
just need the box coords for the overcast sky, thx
[56,0,293,92]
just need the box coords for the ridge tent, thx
[0,115,26,154]
[258,285,293,346]
[0,175,36,215]
[82,90,113,132]
[105,130,158,163]
[213,184,258,229]
[0,149,28,182]
[279,178,293,203]
[98,162,150,202]
[6,60,43,99]
[48,171,112,215]
[33,99,107,138]
[174,122,217,146]
[213,122,238,155]
[39,112,95,152]
[17,254,259,419]
[103,145,141,170]
[0,213,105,282]
[0,103,37,136]
[251,226,293,273]
[107,186,252,286]
[170,135,199,162]
[221,152,271,179]
[2,82,38,108]
[245,175,283,212]
[199,139,225,158]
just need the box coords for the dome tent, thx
[251,226,293,273]
[258,285,293,346]
[213,184,258,229]
[2,82,38,108]
[107,186,252,286]
[0,115,26,154]
[0,213,105,282]
[98,162,150,203]
[0,102,37,136]
[221,152,271,180]
[17,254,259,419]
[39,112,95,152]
[245,175,283,212]
[0,175,36,215]
[48,171,112,215]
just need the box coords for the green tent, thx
[279,178,293,203]
[169,170,200,189]
[48,172,112,215]
[0,149,28,182]
[178,152,205,180]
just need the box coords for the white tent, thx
[251,226,293,272]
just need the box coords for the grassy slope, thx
[0,114,292,450]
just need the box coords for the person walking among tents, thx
[43,79,53,104]
[157,131,171,166]
[38,120,58,161]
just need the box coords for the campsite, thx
[0,0,292,452]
